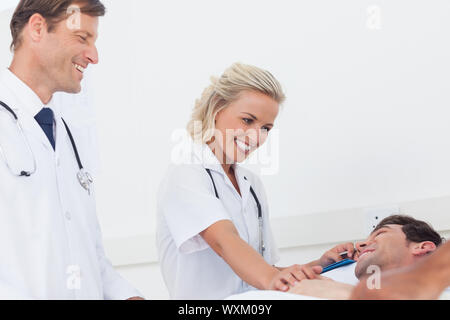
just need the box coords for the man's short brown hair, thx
[373,215,444,247]
[10,0,106,51]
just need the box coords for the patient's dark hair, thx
[373,215,443,247]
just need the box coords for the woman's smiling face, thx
[211,90,280,165]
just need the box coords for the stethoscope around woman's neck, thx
[205,168,265,257]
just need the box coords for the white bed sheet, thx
[226,290,323,300]
[225,264,450,300]
[320,263,359,285]
[225,264,357,300]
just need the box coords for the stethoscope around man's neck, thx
[0,100,93,195]
[205,168,265,257]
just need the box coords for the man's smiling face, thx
[38,12,99,94]
[354,224,414,279]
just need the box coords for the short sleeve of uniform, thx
[159,165,232,254]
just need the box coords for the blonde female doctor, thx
[156,63,324,299]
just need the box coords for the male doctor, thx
[0,0,143,299]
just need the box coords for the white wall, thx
[91,0,450,240]
[0,8,13,66]
[1,1,450,300]
[0,1,17,12]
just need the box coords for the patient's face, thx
[354,224,414,279]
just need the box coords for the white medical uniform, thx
[157,142,280,300]
[0,69,141,300]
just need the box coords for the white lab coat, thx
[0,69,141,300]
[157,141,280,299]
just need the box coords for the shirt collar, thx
[191,141,245,177]
[0,68,54,117]
[190,140,252,202]
[191,142,224,173]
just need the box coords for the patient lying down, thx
[288,215,445,300]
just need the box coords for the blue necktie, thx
[34,108,55,150]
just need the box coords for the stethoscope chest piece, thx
[77,168,93,195]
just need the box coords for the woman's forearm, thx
[201,220,279,290]
[218,231,279,290]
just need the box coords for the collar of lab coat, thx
[0,68,52,117]
[1,68,61,151]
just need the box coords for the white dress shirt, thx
[0,69,141,299]
[157,141,280,299]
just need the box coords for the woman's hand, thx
[268,264,323,292]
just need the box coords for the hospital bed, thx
[226,264,357,300]
[226,264,450,300]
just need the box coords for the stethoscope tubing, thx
[0,100,37,176]
[206,168,265,256]
[0,100,85,176]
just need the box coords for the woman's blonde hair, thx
[187,62,286,143]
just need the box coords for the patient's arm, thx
[350,241,450,300]
[288,277,355,300]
